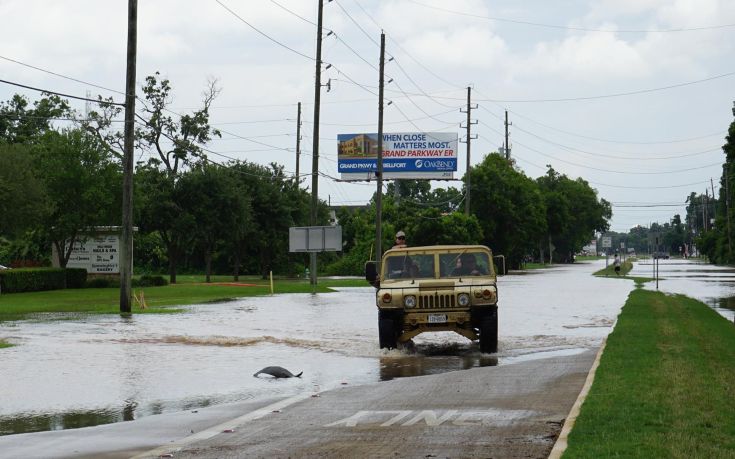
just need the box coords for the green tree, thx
[229,161,317,278]
[0,143,48,238]
[177,163,249,282]
[537,166,611,262]
[705,101,735,263]
[0,94,72,144]
[32,129,122,267]
[135,165,194,283]
[468,153,547,268]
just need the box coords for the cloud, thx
[517,32,650,81]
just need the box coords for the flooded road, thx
[630,257,735,322]
[0,260,633,436]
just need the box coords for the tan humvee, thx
[366,245,499,353]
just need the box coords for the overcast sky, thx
[1,0,734,233]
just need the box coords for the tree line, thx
[0,74,614,279]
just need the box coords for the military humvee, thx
[365,245,499,353]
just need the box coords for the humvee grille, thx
[418,293,456,309]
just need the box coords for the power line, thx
[405,0,735,33]
[268,0,316,26]
[215,0,314,61]
[0,78,124,106]
[509,121,723,161]
[512,154,712,189]
[0,54,125,97]
[332,0,380,47]
[502,105,727,145]
[509,133,722,175]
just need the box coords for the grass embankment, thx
[564,289,735,458]
[0,277,367,321]
[592,259,655,285]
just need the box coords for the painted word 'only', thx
[324,409,534,428]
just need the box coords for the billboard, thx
[337,132,458,180]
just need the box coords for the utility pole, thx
[460,87,477,215]
[726,163,733,256]
[504,110,511,160]
[702,191,707,232]
[120,0,137,314]
[711,177,716,216]
[295,101,301,182]
[309,0,324,286]
[375,32,386,269]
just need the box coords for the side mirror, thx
[493,255,506,276]
[365,261,379,287]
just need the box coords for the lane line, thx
[130,393,313,459]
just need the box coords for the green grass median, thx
[564,289,735,458]
[0,277,368,321]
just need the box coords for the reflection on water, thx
[0,401,138,436]
[711,296,735,312]
[380,342,498,381]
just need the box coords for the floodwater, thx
[630,257,735,322]
[0,260,633,436]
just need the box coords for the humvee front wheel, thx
[479,313,498,354]
[378,317,398,349]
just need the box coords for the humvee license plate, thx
[428,314,447,323]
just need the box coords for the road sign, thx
[602,237,612,248]
[289,226,342,252]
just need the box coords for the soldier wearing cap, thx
[392,230,407,249]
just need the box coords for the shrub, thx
[0,268,66,293]
[65,268,88,289]
[86,277,116,288]
[137,275,168,287]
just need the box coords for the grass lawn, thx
[0,277,369,321]
[521,262,549,270]
[564,289,735,458]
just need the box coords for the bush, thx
[136,275,168,287]
[86,277,116,288]
[65,268,88,289]
[0,268,66,293]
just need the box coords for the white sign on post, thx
[289,226,342,252]
[65,235,120,273]
[602,237,612,248]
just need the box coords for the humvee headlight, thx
[382,292,392,303]
[404,295,416,308]
[482,288,494,300]
[457,293,470,306]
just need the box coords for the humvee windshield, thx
[384,253,435,279]
[439,251,491,278]
[382,250,492,280]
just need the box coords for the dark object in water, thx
[253,366,303,378]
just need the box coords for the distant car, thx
[0,264,10,270]
[653,252,670,260]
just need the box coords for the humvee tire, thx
[378,318,397,349]
[479,313,498,353]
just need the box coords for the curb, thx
[547,339,607,459]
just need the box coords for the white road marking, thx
[131,393,312,459]
[325,409,535,428]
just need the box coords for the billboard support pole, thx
[375,32,385,271]
[309,0,324,286]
